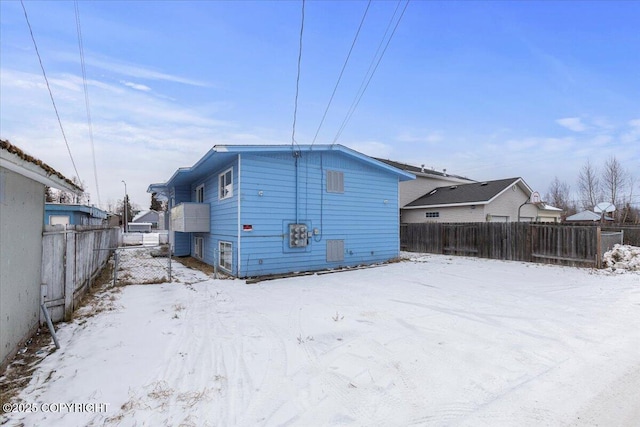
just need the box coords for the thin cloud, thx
[556,117,587,132]
[121,81,152,92]
[396,131,443,144]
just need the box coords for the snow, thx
[2,253,639,426]
[603,244,640,272]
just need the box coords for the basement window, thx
[194,237,204,259]
[219,241,232,272]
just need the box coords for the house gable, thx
[149,144,412,277]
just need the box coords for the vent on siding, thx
[326,239,344,262]
[327,170,344,193]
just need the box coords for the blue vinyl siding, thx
[189,158,239,274]
[238,151,399,277]
[172,185,192,256]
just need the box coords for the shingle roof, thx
[373,158,472,181]
[405,177,523,207]
[1,139,82,192]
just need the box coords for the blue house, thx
[44,203,108,226]
[148,144,414,278]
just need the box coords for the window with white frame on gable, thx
[196,184,205,203]
[219,168,233,200]
[326,170,344,193]
[219,241,232,272]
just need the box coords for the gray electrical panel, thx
[289,224,308,247]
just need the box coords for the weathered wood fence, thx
[401,223,622,267]
[41,225,120,322]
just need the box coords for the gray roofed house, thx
[565,210,614,222]
[374,158,475,207]
[402,177,562,223]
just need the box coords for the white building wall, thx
[0,168,45,368]
[399,175,473,207]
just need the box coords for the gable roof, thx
[566,210,613,221]
[374,158,473,182]
[405,177,529,208]
[1,139,82,194]
[149,144,415,195]
[45,203,108,219]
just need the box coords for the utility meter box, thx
[289,224,308,248]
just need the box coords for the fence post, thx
[168,247,172,282]
[63,227,76,321]
[596,226,602,269]
[113,250,119,286]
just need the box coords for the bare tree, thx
[577,159,601,211]
[546,177,575,218]
[602,156,631,221]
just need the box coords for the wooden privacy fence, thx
[41,225,120,322]
[400,223,615,267]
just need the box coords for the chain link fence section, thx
[113,246,171,286]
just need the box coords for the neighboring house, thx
[375,158,475,207]
[565,210,614,222]
[106,213,121,227]
[131,210,162,229]
[44,203,108,226]
[402,177,562,223]
[0,139,82,370]
[148,144,414,278]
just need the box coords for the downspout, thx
[518,198,530,222]
[237,153,241,277]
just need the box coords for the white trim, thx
[218,167,233,200]
[219,241,233,272]
[403,201,490,209]
[0,153,80,194]
[195,183,205,203]
[194,236,204,259]
[237,154,241,277]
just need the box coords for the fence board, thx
[401,222,601,267]
[41,226,120,322]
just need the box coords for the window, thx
[196,184,205,203]
[194,237,204,259]
[219,168,233,200]
[326,170,344,193]
[50,215,70,226]
[326,239,344,262]
[425,212,440,218]
[219,241,232,272]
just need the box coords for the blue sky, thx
[1,0,638,210]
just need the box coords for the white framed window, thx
[219,168,233,200]
[425,212,440,218]
[194,237,204,259]
[50,215,70,226]
[219,241,232,272]
[196,184,205,203]
[327,170,344,193]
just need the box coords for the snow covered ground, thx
[2,253,639,426]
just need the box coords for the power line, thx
[291,0,305,149]
[20,0,82,183]
[332,0,410,146]
[74,1,101,206]
[311,0,372,146]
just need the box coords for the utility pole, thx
[122,180,128,233]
